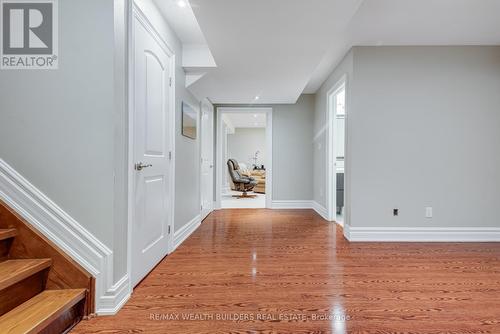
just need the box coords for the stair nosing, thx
[0,228,17,241]
[0,259,52,291]
[0,289,86,334]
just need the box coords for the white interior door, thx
[132,14,173,287]
[200,100,214,220]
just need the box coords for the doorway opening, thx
[216,107,272,209]
[327,76,346,225]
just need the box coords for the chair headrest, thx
[227,159,240,171]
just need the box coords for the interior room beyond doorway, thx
[219,110,271,209]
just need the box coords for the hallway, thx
[72,210,500,333]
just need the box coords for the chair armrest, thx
[234,177,251,184]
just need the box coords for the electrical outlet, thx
[393,208,399,216]
[425,207,433,218]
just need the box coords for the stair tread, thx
[0,229,17,241]
[0,259,52,291]
[0,289,86,334]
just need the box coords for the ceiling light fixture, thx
[177,0,187,8]
[253,114,257,118]
[254,96,260,100]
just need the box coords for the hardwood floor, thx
[71,209,500,333]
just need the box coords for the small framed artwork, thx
[182,102,197,139]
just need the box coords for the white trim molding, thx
[271,200,331,222]
[311,201,329,221]
[173,215,201,251]
[272,200,314,209]
[97,274,131,315]
[344,225,500,242]
[0,158,126,314]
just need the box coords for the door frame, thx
[126,3,176,287]
[215,107,273,209]
[326,75,347,225]
[199,99,214,220]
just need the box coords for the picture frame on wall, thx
[182,102,197,139]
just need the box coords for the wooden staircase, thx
[0,201,94,333]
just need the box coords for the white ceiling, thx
[189,0,363,104]
[223,112,267,128]
[163,0,500,104]
[153,0,216,92]
[153,0,206,44]
[304,0,500,93]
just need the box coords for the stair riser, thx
[39,299,85,334]
[0,201,94,315]
[0,202,90,332]
[0,238,13,260]
[0,271,48,316]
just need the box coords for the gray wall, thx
[273,94,315,201]
[351,46,500,228]
[228,128,267,168]
[0,0,116,248]
[135,0,202,232]
[216,94,315,202]
[316,46,500,229]
[113,0,129,280]
[0,0,204,285]
[314,50,353,209]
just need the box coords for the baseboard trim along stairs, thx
[0,158,129,315]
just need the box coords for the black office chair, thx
[227,159,258,198]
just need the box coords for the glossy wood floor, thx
[71,209,500,334]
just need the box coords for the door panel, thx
[200,100,214,220]
[145,52,165,156]
[132,15,172,287]
[142,176,165,252]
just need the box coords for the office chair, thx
[227,159,258,198]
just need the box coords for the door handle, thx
[135,162,152,171]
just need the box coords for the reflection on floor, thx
[221,190,266,208]
[71,209,500,333]
[335,207,344,226]
[336,213,344,226]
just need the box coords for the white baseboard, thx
[344,225,500,242]
[97,274,131,315]
[0,159,125,314]
[311,201,329,221]
[271,200,314,209]
[271,200,332,222]
[173,214,201,251]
